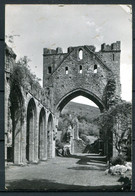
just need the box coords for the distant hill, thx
[61,101,100,121]
[58,101,100,145]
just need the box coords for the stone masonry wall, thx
[43,42,121,113]
[5,44,56,164]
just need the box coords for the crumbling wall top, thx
[101,41,121,52]
[43,47,63,55]
[5,43,17,59]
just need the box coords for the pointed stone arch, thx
[26,98,37,162]
[56,88,106,113]
[9,83,25,164]
[47,113,53,158]
[38,107,46,160]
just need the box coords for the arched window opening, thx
[79,49,83,60]
[113,54,115,61]
[48,66,52,74]
[94,64,97,73]
[79,65,82,74]
[65,67,68,74]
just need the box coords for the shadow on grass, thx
[6,179,123,191]
[64,154,107,164]
[76,158,107,168]
[67,166,105,171]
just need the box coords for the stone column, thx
[71,128,74,154]
[29,111,34,162]
[44,111,47,160]
[34,110,39,163]
[14,121,21,164]
[39,115,46,161]
[52,116,58,158]
[5,77,11,162]
[21,118,27,164]
[41,116,47,161]
[74,118,79,140]
[39,119,42,160]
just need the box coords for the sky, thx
[5,4,132,107]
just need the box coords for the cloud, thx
[86,21,95,27]
[5,5,132,102]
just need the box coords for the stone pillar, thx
[71,128,74,154]
[39,113,46,161]
[52,130,55,158]
[47,113,52,159]
[44,111,48,160]
[39,119,43,160]
[34,110,39,163]
[73,118,79,140]
[52,116,57,158]
[47,130,51,159]
[5,76,11,162]
[50,128,53,158]
[21,98,27,164]
[14,121,21,164]
[21,119,27,164]
[41,116,47,161]
[29,111,34,162]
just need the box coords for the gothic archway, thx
[38,108,46,160]
[56,88,106,113]
[9,83,24,163]
[47,114,53,158]
[26,98,37,162]
[55,88,109,156]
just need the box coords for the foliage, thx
[110,155,125,166]
[79,120,99,137]
[118,175,131,191]
[58,112,99,144]
[5,34,20,44]
[55,139,64,149]
[83,139,100,153]
[9,56,46,137]
[102,77,120,109]
[58,113,73,142]
[79,134,90,145]
[11,56,43,96]
[95,101,132,159]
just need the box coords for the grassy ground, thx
[5,155,123,191]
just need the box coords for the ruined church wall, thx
[43,45,117,111]
[5,44,56,164]
[97,41,121,98]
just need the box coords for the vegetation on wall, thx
[95,101,132,160]
[103,77,120,109]
[11,56,42,95]
[9,56,45,139]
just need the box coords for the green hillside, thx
[58,101,101,144]
[61,101,100,122]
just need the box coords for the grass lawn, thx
[5,156,123,191]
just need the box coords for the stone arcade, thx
[5,41,121,164]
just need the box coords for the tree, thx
[96,101,132,159]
